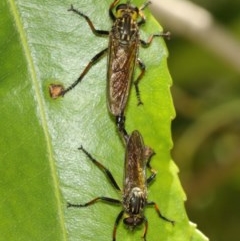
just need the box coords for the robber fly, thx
[49,0,169,141]
[67,130,174,241]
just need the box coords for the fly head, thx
[123,187,146,229]
[123,215,144,230]
[115,3,139,21]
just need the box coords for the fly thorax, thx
[124,187,146,215]
[114,16,138,45]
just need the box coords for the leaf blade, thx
[0,0,209,240]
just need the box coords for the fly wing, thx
[123,130,147,194]
[107,35,138,116]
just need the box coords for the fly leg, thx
[49,4,110,98]
[112,210,124,241]
[68,4,109,36]
[109,0,120,21]
[145,147,175,225]
[142,216,149,241]
[49,48,108,98]
[67,146,122,237]
[140,32,171,48]
[131,32,170,103]
[138,1,152,26]
[67,196,121,208]
[68,198,123,241]
[133,58,146,106]
[145,147,157,185]
[78,145,121,191]
[147,201,175,225]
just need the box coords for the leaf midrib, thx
[7,0,68,240]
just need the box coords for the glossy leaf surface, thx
[0,0,208,241]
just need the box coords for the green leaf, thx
[0,0,209,241]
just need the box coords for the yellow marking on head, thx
[116,8,139,20]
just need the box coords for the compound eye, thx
[116,9,123,18]
[116,4,127,17]
[116,4,139,19]
[123,217,144,227]
[131,11,138,20]
[116,4,127,11]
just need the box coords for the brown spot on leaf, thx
[49,84,64,99]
